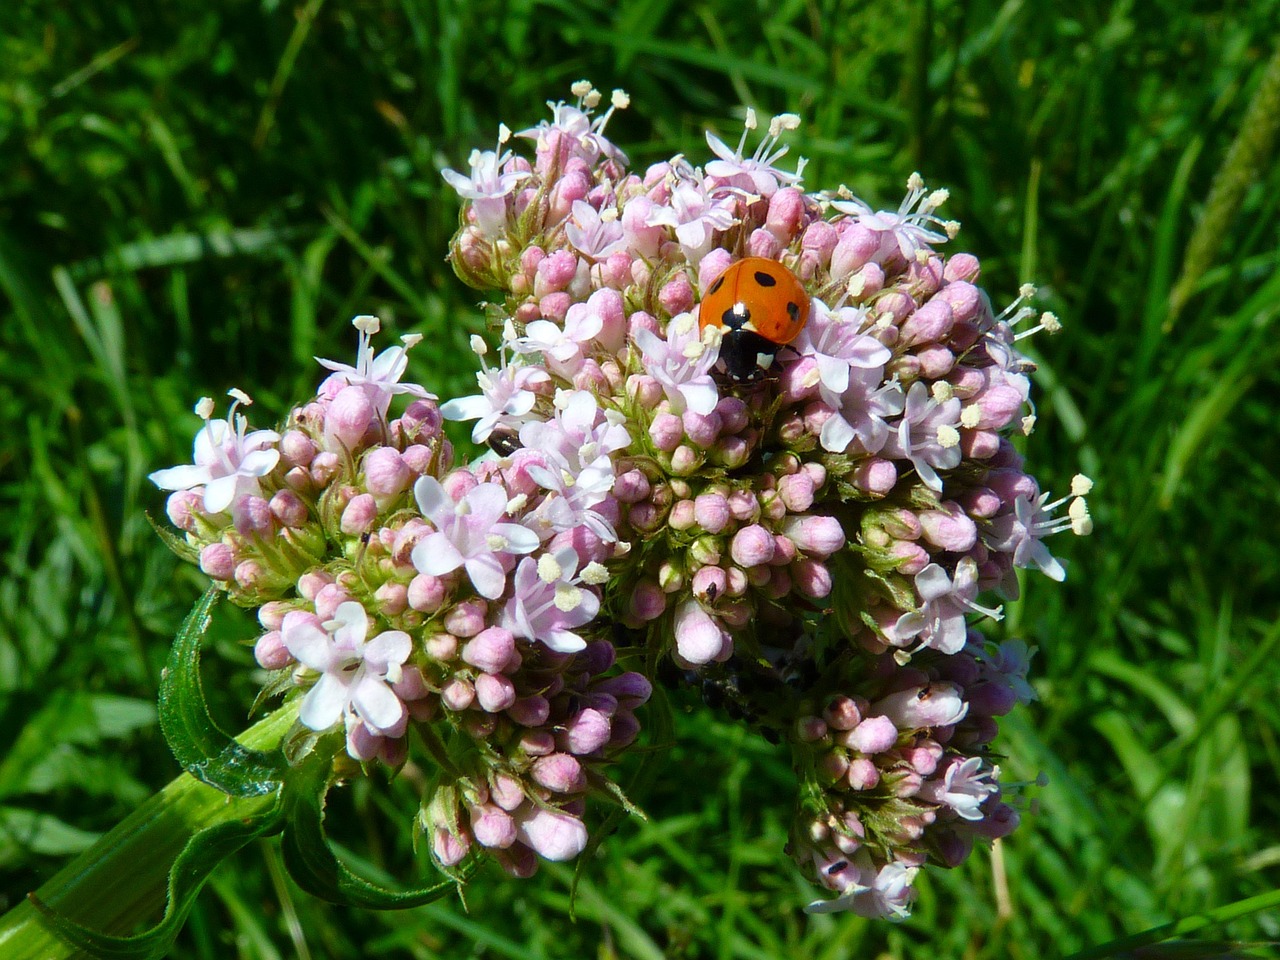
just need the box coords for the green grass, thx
[2,0,1280,956]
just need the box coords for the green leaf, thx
[29,799,284,960]
[159,588,285,797]
[280,752,472,908]
[0,808,100,865]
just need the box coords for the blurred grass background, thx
[2,0,1279,956]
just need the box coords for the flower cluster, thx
[150,83,1088,914]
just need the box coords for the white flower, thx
[316,315,435,417]
[149,391,280,514]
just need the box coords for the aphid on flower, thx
[697,257,810,381]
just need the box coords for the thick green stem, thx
[0,705,296,960]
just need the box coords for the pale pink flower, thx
[149,392,280,515]
[704,110,806,199]
[634,314,720,416]
[411,477,540,599]
[499,548,600,653]
[316,315,435,418]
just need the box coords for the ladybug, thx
[697,257,810,381]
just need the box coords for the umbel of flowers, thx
[150,81,1090,917]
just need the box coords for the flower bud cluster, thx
[788,638,1035,918]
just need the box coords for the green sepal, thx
[146,512,199,564]
[29,799,285,960]
[159,587,286,797]
[280,750,474,908]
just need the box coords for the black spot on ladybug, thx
[721,304,750,330]
[753,270,778,287]
[787,301,801,321]
[707,276,725,295]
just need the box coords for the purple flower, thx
[819,368,905,455]
[441,347,551,444]
[806,851,918,920]
[316,315,436,418]
[499,548,601,653]
[704,110,806,199]
[149,392,280,515]
[645,162,740,264]
[830,172,957,263]
[917,756,998,821]
[634,314,720,416]
[885,558,1001,654]
[795,299,892,399]
[883,381,962,492]
[283,602,412,744]
[441,125,531,236]
[411,476,540,599]
[564,199,627,261]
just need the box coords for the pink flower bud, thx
[199,543,235,580]
[612,469,650,504]
[962,429,1002,460]
[296,570,333,601]
[470,803,518,849]
[690,493,730,534]
[422,632,458,660]
[777,472,815,513]
[267,490,306,528]
[797,716,828,742]
[628,579,667,621]
[766,187,806,242]
[517,808,588,862]
[820,751,850,782]
[960,486,1002,519]
[374,581,408,616]
[648,412,683,451]
[698,249,734,291]
[856,262,885,298]
[309,452,341,487]
[539,292,572,321]
[673,600,731,665]
[943,253,981,283]
[889,541,931,575]
[595,672,652,708]
[508,695,550,727]
[432,828,471,866]
[899,299,955,347]
[916,344,955,379]
[918,502,978,552]
[659,271,694,316]
[254,631,291,669]
[164,490,200,531]
[713,435,751,469]
[726,490,760,523]
[846,715,899,754]
[747,227,780,260]
[441,678,475,711]
[560,707,611,755]
[475,673,516,713]
[234,495,273,536]
[444,599,486,638]
[407,574,446,613]
[324,385,375,453]
[441,468,478,502]
[340,493,377,535]
[731,524,775,568]
[463,626,516,674]
[669,445,700,475]
[532,753,586,793]
[682,410,723,448]
[851,458,897,496]
[608,711,641,748]
[782,515,845,556]
[364,448,411,499]
[830,224,879,278]
[669,499,696,531]
[691,565,727,602]
[847,758,880,791]
[280,430,317,468]
[792,559,833,598]
[936,280,980,323]
[823,696,862,731]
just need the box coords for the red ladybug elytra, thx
[697,257,810,381]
